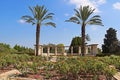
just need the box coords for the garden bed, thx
[0,53,119,80]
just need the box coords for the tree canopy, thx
[69,36,82,53]
[102,28,119,54]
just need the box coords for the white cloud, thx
[97,0,106,4]
[113,2,120,10]
[69,0,106,13]
[18,19,25,24]
[90,26,98,31]
[64,13,70,17]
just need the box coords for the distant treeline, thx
[0,43,34,55]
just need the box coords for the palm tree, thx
[66,6,103,56]
[22,5,56,56]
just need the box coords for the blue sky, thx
[0,0,120,48]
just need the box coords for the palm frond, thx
[86,34,90,41]
[80,6,95,22]
[44,22,56,27]
[21,15,36,25]
[65,17,80,24]
[87,20,103,26]
[21,5,56,26]
[66,5,103,27]
[42,13,54,21]
[86,15,103,26]
[29,6,35,17]
[74,9,82,20]
[38,5,48,20]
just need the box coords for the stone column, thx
[88,46,91,54]
[90,44,98,56]
[62,46,65,55]
[38,45,41,55]
[86,46,88,55]
[41,46,43,56]
[55,46,57,55]
[71,46,73,55]
[78,46,81,55]
[47,47,50,56]
[34,46,36,56]
[34,45,42,55]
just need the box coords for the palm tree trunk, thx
[81,23,86,56]
[36,23,40,56]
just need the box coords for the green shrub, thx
[54,56,117,79]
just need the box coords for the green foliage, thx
[0,43,34,55]
[57,44,64,53]
[66,6,103,26]
[43,43,64,53]
[16,62,29,76]
[0,53,47,76]
[69,36,90,53]
[85,34,91,41]
[13,44,34,55]
[0,52,119,79]
[30,62,38,74]
[55,60,70,77]
[54,56,117,79]
[45,72,52,79]
[22,5,56,27]
[69,36,82,53]
[43,44,55,53]
[96,48,105,57]
[0,43,12,54]
[96,53,106,57]
[97,48,102,54]
[102,28,119,54]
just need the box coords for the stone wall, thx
[35,44,98,56]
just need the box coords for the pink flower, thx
[34,74,40,79]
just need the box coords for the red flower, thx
[34,74,40,79]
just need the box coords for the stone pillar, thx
[90,44,98,56]
[35,45,42,55]
[41,46,43,56]
[34,46,36,56]
[38,45,42,55]
[47,47,50,56]
[71,46,73,55]
[78,46,81,55]
[62,46,65,55]
[86,46,88,55]
[62,46,67,56]
[55,46,57,55]
[88,46,91,54]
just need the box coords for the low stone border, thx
[0,69,39,80]
[9,77,37,80]
[114,72,120,80]
[0,69,21,80]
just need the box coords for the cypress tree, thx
[102,28,119,54]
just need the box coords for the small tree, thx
[102,28,119,54]
[69,36,82,53]
[57,44,64,53]
[69,36,90,53]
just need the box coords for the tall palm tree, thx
[22,5,56,56]
[66,6,103,56]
